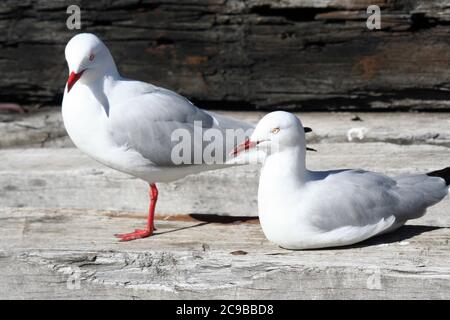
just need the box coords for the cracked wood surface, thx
[0,208,450,299]
[1,141,450,216]
[2,0,450,110]
[1,109,450,298]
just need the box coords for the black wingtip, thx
[304,127,312,133]
[427,167,450,185]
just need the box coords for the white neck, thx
[88,72,118,116]
[62,63,121,156]
[260,146,307,192]
[257,146,309,244]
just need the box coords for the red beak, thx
[67,70,84,92]
[231,138,257,156]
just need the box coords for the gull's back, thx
[108,79,253,167]
[264,168,449,249]
[305,169,448,231]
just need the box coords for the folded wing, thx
[307,169,448,238]
[108,83,252,166]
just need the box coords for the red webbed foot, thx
[114,228,153,242]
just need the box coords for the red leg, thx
[115,183,158,241]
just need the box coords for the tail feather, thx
[427,167,450,185]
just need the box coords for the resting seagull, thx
[232,111,450,249]
[62,33,259,241]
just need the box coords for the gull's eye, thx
[271,127,280,134]
[89,53,95,61]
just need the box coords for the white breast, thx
[62,85,150,175]
[257,163,314,247]
[62,85,112,156]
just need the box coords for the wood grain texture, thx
[1,207,450,299]
[1,0,450,110]
[1,141,450,217]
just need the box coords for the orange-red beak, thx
[67,70,84,92]
[231,138,257,156]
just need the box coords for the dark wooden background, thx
[1,0,450,111]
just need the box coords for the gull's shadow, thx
[153,214,258,236]
[153,221,210,236]
[153,214,443,249]
[291,225,445,251]
[188,214,258,224]
[343,225,444,250]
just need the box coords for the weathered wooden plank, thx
[1,207,450,299]
[1,0,450,110]
[1,141,449,217]
[0,109,69,148]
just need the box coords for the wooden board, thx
[2,0,450,110]
[1,207,450,299]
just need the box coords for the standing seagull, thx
[232,111,450,249]
[62,33,255,241]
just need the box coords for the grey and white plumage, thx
[233,111,449,249]
[62,33,254,240]
[62,33,252,183]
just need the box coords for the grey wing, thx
[309,169,448,232]
[308,170,399,231]
[108,87,250,166]
[205,111,254,132]
[393,173,448,219]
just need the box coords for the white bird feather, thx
[233,111,449,249]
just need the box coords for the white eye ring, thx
[89,53,95,61]
[271,127,280,134]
